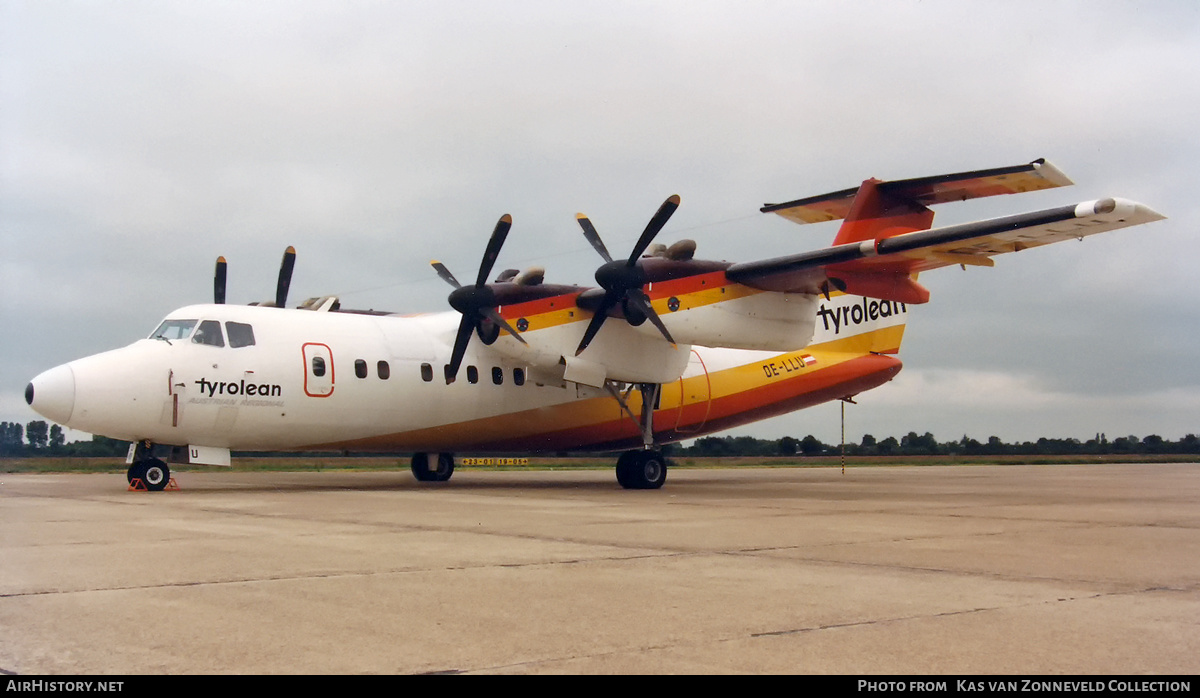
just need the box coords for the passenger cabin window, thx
[225,322,255,348]
[312,356,326,377]
[492,367,503,385]
[377,361,390,380]
[355,359,368,379]
[192,320,225,347]
[467,366,478,384]
[420,363,433,382]
[150,319,196,342]
[513,368,526,386]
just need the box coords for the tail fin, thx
[833,178,934,246]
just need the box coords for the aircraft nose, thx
[26,364,76,425]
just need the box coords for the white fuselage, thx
[26,291,907,459]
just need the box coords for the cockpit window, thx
[225,322,255,348]
[151,319,197,341]
[192,320,225,347]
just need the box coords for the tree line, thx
[4,420,1198,458]
[674,432,1200,457]
[1,421,129,457]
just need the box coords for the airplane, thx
[24,159,1165,490]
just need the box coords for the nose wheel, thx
[127,458,171,491]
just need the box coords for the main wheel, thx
[432,452,455,482]
[615,451,637,488]
[616,450,667,490]
[411,453,455,482]
[411,453,434,482]
[141,459,170,492]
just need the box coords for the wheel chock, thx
[126,478,180,492]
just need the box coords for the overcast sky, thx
[2,1,1197,447]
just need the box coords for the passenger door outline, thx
[302,343,335,398]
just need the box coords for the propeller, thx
[431,214,528,384]
[274,246,296,308]
[215,246,296,307]
[574,195,680,355]
[214,256,227,304]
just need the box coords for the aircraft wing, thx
[728,197,1165,299]
[760,158,1074,225]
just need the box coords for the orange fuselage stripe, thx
[497,272,763,333]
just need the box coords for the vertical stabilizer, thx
[832,179,935,246]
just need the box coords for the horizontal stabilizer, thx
[761,159,1073,225]
[729,198,1166,302]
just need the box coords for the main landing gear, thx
[411,452,455,482]
[608,381,668,490]
[127,441,171,491]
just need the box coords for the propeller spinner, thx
[432,214,528,384]
[574,195,680,355]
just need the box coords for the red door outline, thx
[302,343,335,397]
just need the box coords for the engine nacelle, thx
[650,291,818,352]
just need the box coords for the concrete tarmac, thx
[1,463,1197,675]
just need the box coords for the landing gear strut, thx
[411,452,455,482]
[127,441,171,491]
[608,382,667,490]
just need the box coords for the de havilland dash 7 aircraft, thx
[26,159,1164,490]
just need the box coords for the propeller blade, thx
[214,256,227,304]
[575,292,618,356]
[575,213,613,263]
[275,246,296,308]
[627,289,676,346]
[627,195,680,265]
[444,314,475,384]
[431,261,462,289]
[481,308,528,345]
[475,214,512,287]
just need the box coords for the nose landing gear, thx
[126,441,172,491]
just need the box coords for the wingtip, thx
[1031,159,1073,188]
